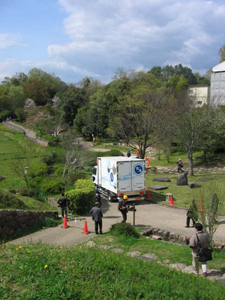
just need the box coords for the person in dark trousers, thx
[186,199,198,228]
[189,223,210,277]
[90,202,103,234]
[118,195,128,223]
[57,193,70,218]
[95,188,102,207]
[177,158,184,173]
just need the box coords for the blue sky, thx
[0,0,225,84]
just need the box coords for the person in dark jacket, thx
[95,188,102,207]
[90,202,103,234]
[57,193,70,218]
[118,195,129,223]
[177,158,184,173]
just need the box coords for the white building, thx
[188,85,210,107]
[210,61,225,106]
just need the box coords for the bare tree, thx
[194,181,224,247]
[11,145,34,189]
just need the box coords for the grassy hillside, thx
[1,241,225,300]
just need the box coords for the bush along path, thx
[84,240,225,284]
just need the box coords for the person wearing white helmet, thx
[176,158,184,173]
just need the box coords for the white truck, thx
[92,156,145,202]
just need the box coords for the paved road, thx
[10,198,225,246]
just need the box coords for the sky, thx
[0,0,225,84]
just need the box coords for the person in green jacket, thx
[186,199,198,228]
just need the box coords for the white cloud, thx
[0,33,27,49]
[52,0,225,81]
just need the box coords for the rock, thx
[86,241,96,247]
[153,177,171,182]
[151,235,162,240]
[0,175,6,181]
[24,98,36,109]
[141,226,153,236]
[148,185,168,190]
[142,253,157,261]
[169,263,187,270]
[163,259,170,264]
[127,251,141,257]
[111,248,124,253]
[196,178,214,182]
[98,245,112,250]
[177,172,188,186]
[189,182,202,188]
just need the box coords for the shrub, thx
[19,189,35,197]
[28,164,47,178]
[34,188,47,202]
[29,176,44,189]
[41,178,65,194]
[42,217,61,227]
[68,172,87,185]
[66,179,95,214]
[110,223,140,238]
[0,191,27,209]
[41,152,57,166]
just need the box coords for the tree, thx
[23,80,51,106]
[218,44,225,62]
[110,78,170,158]
[60,130,86,185]
[60,86,84,125]
[11,145,34,189]
[173,104,215,175]
[194,182,224,247]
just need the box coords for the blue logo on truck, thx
[134,164,143,175]
[110,172,114,182]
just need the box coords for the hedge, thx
[66,179,95,214]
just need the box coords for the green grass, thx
[1,242,225,300]
[145,172,225,212]
[90,229,225,271]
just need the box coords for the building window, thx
[197,101,202,105]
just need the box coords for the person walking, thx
[95,188,102,207]
[186,199,198,228]
[57,193,70,219]
[118,195,129,223]
[90,202,103,234]
[189,223,210,277]
[177,158,184,173]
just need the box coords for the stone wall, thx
[0,210,58,238]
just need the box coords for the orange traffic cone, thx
[169,194,174,206]
[61,215,69,228]
[146,190,151,200]
[81,220,89,234]
[199,199,205,211]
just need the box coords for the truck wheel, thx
[108,194,113,202]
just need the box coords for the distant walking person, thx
[177,158,184,173]
[118,195,129,223]
[57,193,70,218]
[90,202,103,234]
[189,223,210,277]
[149,147,152,157]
